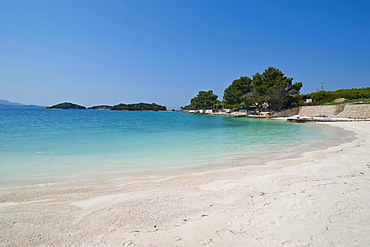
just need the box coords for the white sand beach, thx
[1,122,369,246]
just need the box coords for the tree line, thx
[183,67,369,111]
[111,103,166,111]
[183,67,302,111]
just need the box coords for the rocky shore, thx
[183,103,370,121]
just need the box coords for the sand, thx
[1,122,369,246]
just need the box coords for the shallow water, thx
[0,108,348,187]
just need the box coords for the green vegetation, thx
[88,105,113,110]
[184,67,302,111]
[339,98,370,104]
[183,90,220,110]
[184,67,368,112]
[111,103,166,111]
[223,76,253,109]
[48,102,168,111]
[293,87,370,106]
[47,102,86,109]
[251,67,302,110]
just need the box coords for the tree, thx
[252,67,302,110]
[223,76,253,108]
[189,90,219,110]
[222,67,302,111]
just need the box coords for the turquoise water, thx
[0,108,342,187]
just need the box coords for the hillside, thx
[0,99,43,108]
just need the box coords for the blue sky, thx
[1,0,369,109]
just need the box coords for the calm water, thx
[0,108,344,187]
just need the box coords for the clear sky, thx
[1,0,369,109]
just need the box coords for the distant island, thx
[87,105,113,110]
[47,102,87,109]
[111,103,166,111]
[47,102,167,111]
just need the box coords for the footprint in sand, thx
[271,216,283,226]
[310,210,320,217]
[123,240,133,246]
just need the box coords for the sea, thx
[0,108,349,187]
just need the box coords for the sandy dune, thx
[1,122,369,246]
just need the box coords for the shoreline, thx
[1,122,369,246]
[0,119,351,190]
